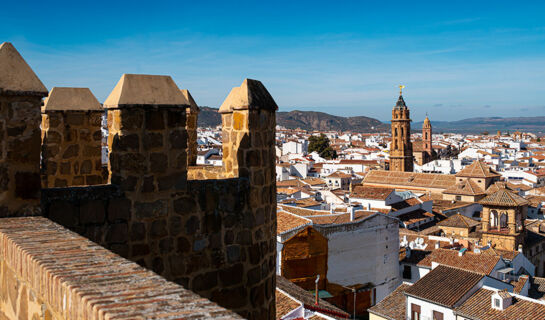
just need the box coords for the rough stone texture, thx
[0,94,43,217]
[41,110,104,188]
[0,217,241,319]
[0,75,277,319]
[188,166,225,180]
[187,111,199,166]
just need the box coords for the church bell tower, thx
[390,85,413,172]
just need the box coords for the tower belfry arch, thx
[389,85,413,172]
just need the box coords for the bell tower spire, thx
[390,85,413,172]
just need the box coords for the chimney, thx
[458,248,467,256]
[315,275,320,305]
[435,242,440,249]
[518,244,523,253]
[350,206,356,221]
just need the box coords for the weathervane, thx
[399,85,405,95]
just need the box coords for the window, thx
[411,304,421,320]
[403,265,412,279]
[456,195,462,201]
[433,311,444,320]
[494,298,501,308]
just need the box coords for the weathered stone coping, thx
[0,217,242,319]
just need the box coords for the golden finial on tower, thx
[399,85,405,95]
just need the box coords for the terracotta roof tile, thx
[417,248,500,274]
[405,265,484,308]
[275,289,301,319]
[368,284,411,320]
[456,288,545,320]
[363,170,456,190]
[456,160,500,178]
[276,276,349,319]
[443,179,486,196]
[479,188,529,207]
[350,186,395,200]
[277,210,312,234]
[438,214,480,229]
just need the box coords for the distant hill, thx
[198,107,388,133]
[199,107,545,134]
[197,107,222,128]
[414,117,545,134]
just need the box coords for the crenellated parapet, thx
[41,87,104,188]
[0,42,48,217]
[1,42,278,319]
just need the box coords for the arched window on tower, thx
[395,128,398,137]
[500,213,508,229]
[401,127,404,136]
[425,132,428,139]
[490,210,499,229]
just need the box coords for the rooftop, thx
[405,265,484,308]
[276,276,349,319]
[456,288,545,320]
[438,213,480,229]
[417,248,501,275]
[479,188,529,207]
[350,185,395,200]
[363,170,456,190]
[368,284,411,320]
[456,159,500,178]
[443,179,486,196]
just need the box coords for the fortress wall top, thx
[0,216,241,319]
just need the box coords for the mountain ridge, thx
[198,107,545,133]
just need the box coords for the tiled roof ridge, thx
[480,188,529,206]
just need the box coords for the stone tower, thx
[182,89,200,166]
[0,42,48,217]
[390,88,413,172]
[423,115,432,160]
[41,87,104,188]
[479,188,528,251]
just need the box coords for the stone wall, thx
[0,94,44,218]
[0,217,241,319]
[1,55,278,318]
[41,110,104,188]
[188,165,225,180]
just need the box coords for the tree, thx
[308,134,337,159]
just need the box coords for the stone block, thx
[62,144,79,159]
[134,200,167,219]
[48,201,78,227]
[106,223,128,243]
[79,200,106,224]
[145,110,165,130]
[192,271,218,292]
[65,112,85,125]
[150,219,167,239]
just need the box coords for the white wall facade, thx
[317,214,400,302]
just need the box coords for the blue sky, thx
[2,1,545,121]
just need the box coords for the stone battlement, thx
[0,42,278,319]
[0,217,241,319]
